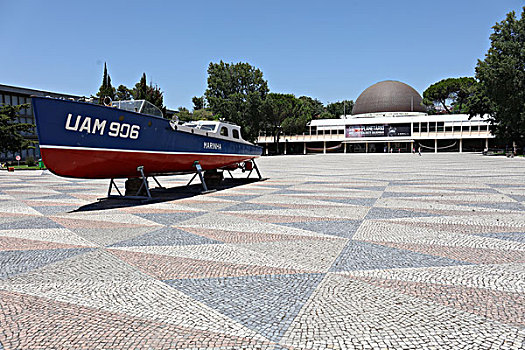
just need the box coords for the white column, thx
[459,139,463,153]
[303,142,306,155]
[365,142,368,153]
[434,139,438,153]
[284,142,287,155]
[323,141,326,154]
[485,138,489,150]
[344,143,347,153]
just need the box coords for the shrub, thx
[26,156,35,166]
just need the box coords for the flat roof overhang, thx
[343,138,415,143]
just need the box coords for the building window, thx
[421,123,428,132]
[413,123,419,132]
[454,125,461,132]
[462,126,470,132]
[429,122,436,132]
[437,122,444,132]
[445,125,452,132]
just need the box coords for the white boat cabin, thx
[172,120,248,143]
[111,99,247,143]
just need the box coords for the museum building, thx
[0,84,82,161]
[257,80,493,154]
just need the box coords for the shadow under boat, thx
[71,176,266,212]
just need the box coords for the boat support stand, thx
[186,161,216,194]
[247,159,263,180]
[103,166,162,201]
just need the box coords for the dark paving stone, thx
[474,232,525,244]
[365,207,436,220]
[381,191,433,198]
[276,220,362,239]
[321,197,377,207]
[507,194,525,202]
[0,248,94,279]
[133,212,206,225]
[488,183,522,189]
[213,195,262,202]
[0,217,64,230]
[459,202,524,211]
[165,273,325,342]
[257,184,293,189]
[221,202,284,212]
[110,226,221,247]
[31,193,79,200]
[330,241,469,272]
[32,206,79,215]
[272,189,317,195]
[449,187,500,194]
[345,186,387,192]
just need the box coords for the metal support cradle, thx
[246,159,263,180]
[102,165,156,201]
[186,161,215,193]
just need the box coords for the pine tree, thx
[96,62,116,103]
[133,73,148,100]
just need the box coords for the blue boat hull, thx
[31,97,262,178]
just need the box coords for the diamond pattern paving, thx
[0,153,524,349]
[166,273,325,342]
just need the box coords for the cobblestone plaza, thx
[0,153,524,349]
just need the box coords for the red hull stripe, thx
[40,146,259,179]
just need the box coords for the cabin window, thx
[232,129,240,139]
[413,123,419,132]
[200,124,216,131]
[454,125,461,132]
[437,122,444,132]
[220,127,229,137]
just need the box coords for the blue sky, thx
[0,0,522,109]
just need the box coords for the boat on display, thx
[32,96,263,195]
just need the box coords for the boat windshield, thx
[112,100,163,118]
[198,124,217,131]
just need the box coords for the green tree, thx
[298,96,325,118]
[0,104,34,155]
[326,100,354,118]
[423,77,477,114]
[116,84,132,100]
[96,62,116,103]
[175,107,214,122]
[132,73,166,117]
[469,7,525,147]
[262,93,297,152]
[192,96,205,110]
[205,61,269,141]
[132,73,149,100]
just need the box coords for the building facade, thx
[0,84,82,161]
[257,81,494,154]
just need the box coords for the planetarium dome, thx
[352,80,427,115]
